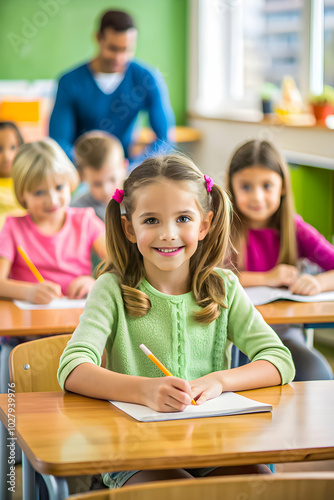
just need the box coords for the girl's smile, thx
[153,246,184,256]
[231,166,284,229]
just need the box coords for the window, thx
[190,0,328,116]
[324,0,334,85]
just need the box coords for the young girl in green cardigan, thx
[58,154,295,488]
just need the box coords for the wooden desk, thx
[1,299,332,337]
[256,301,334,325]
[0,382,333,499]
[0,300,83,337]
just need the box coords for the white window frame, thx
[188,0,325,118]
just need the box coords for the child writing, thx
[226,139,334,381]
[58,154,295,488]
[0,121,26,229]
[0,138,106,305]
[71,131,126,222]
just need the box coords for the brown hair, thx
[99,10,135,34]
[0,121,24,146]
[74,131,124,173]
[12,138,79,207]
[226,139,297,269]
[99,154,232,324]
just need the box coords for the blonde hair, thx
[99,154,232,324]
[226,139,297,269]
[74,131,124,172]
[11,138,79,208]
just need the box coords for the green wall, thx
[0,0,187,124]
[289,164,334,243]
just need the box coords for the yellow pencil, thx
[139,343,196,405]
[17,245,44,283]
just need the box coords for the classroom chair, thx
[67,473,334,500]
[9,333,71,392]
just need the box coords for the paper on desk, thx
[13,297,86,310]
[245,286,334,306]
[110,392,272,422]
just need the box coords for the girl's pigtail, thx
[98,198,151,317]
[97,198,128,277]
[192,184,233,323]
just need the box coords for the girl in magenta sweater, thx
[226,139,334,381]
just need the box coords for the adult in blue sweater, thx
[49,10,175,169]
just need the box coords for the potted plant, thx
[309,85,334,122]
[260,82,279,114]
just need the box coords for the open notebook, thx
[13,297,87,310]
[110,392,272,422]
[244,286,334,306]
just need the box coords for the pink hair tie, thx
[204,175,213,193]
[112,189,124,204]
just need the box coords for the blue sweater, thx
[49,60,175,165]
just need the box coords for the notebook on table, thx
[244,286,334,306]
[110,392,272,422]
[13,297,87,310]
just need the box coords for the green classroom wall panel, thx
[0,0,188,124]
[289,164,334,243]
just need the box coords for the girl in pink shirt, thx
[0,138,106,304]
[226,139,334,381]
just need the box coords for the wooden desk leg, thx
[0,421,12,500]
[41,474,69,500]
[22,452,36,500]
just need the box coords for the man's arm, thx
[49,76,77,160]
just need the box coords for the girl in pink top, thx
[0,138,106,304]
[226,139,334,381]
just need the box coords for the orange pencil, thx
[17,245,44,283]
[139,343,196,405]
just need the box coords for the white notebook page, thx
[110,392,272,422]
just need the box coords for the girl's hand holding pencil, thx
[27,281,62,305]
[140,344,196,412]
[17,245,62,304]
[142,375,195,413]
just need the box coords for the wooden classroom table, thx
[1,298,333,338]
[0,381,333,499]
[256,300,334,325]
[0,299,84,337]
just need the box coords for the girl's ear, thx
[121,215,137,243]
[198,211,213,241]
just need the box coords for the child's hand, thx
[67,276,95,299]
[266,264,298,287]
[143,377,193,412]
[190,373,223,406]
[28,281,62,304]
[289,274,322,295]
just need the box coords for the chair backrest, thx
[67,473,334,500]
[9,334,71,392]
